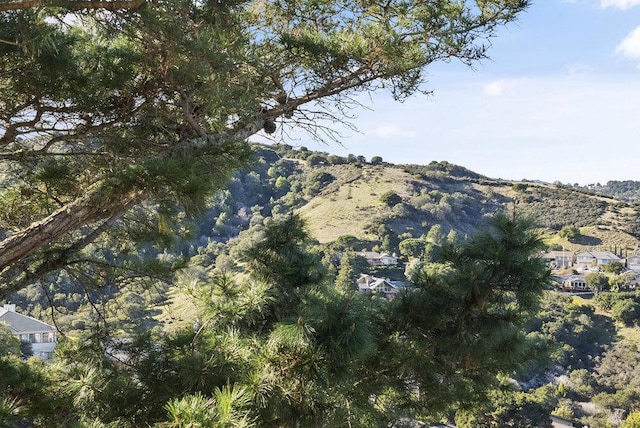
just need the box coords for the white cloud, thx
[373,124,416,139]
[483,79,519,97]
[600,0,640,9]
[616,26,640,59]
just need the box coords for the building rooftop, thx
[0,305,55,334]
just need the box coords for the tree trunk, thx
[0,183,142,272]
[0,0,144,12]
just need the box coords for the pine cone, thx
[263,119,276,134]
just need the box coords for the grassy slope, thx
[297,164,640,251]
[543,226,640,254]
[618,325,640,346]
[154,288,198,334]
[298,165,415,243]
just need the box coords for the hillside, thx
[9,143,640,334]
[240,145,640,253]
[14,143,640,332]
[298,166,422,243]
[8,143,640,428]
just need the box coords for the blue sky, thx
[263,0,640,185]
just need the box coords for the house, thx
[358,251,398,266]
[356,274,404,296]
[563,277,589,292]
[575,252,595,270]
[541,250,574,269]
[618,272,639,290]
[627,254,640,271]
[551,415,578,427]
[0,304,57,360]
[575,251,621,270]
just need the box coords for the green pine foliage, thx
[1,0,532,295]
[334,251,369,291]
[5,2,640,425]
[0,212,552,426]
[378,214,550,418]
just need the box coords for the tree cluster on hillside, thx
[595,292,640,327]
[402,161,485,181]
[524,294,615,373]
[13,1,640,426]
[1,213,552,426]
[586,181,640,201]
[493,288,640,428]
[515,185,609,230]
[0,0,531,301]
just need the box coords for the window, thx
[42,332,55,343]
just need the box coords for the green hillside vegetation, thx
[271,145,640,254]
[6,1,640,425]
[11,143,640,331]
[6,143,640,427]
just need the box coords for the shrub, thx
[380,191,402,207]
[559,225,581,241]
[611,299,640,326]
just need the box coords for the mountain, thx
[7,143,640,428]
[203,143,640,255]
[10,143,640,336]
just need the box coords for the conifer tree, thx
[0,212,549,426]
[371,213,550,420]
[334,250,369,291]
[0,0,531,297]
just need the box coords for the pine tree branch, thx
[0,181,142,276]
[0,120,257,276]
[0,209,127,299]
[0,0,145,12]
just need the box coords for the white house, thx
[563,277,588,292]
[627,255,640,271]
[541,250,574,269]
[575,251,621,270]
[0,304,57,360]
[358,251,398,266]
[356,274,404,297]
